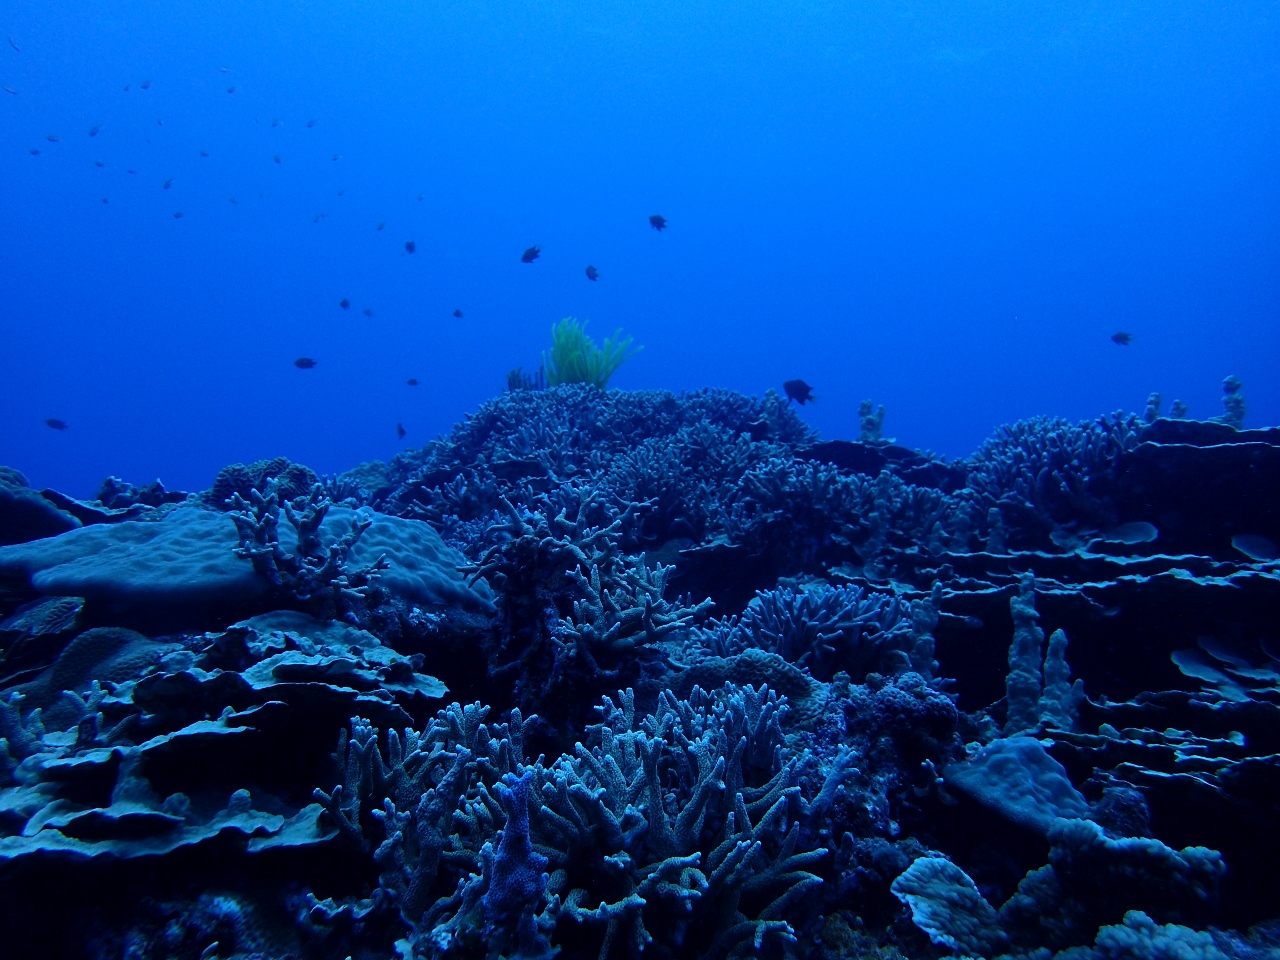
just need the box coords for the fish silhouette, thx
[397,423,407,440]
[521,245,540,263]
[585,265,599,281]
[294,357,318,369]
[783,379,816,405]
[45,418,68,431]
[649,214,667,231]
[340,298,350,309]
[1111,332,1133,346]
[405,240,416,254]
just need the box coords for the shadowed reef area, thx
[1,382,1278,959]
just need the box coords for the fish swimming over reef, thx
[521,246,540,263]
[44,418,68,430]
[649,214,667,231]
[294,357,317,369]
[1111,332,1133,346]
[396,423,406,440]
[783,379,816,405]
[585,265,599,281]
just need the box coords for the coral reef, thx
[1,382,1278,958]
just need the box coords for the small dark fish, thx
[28,148,39,155]
[88,124,102,137]
[123,84,130,91]
[3,86,16,95]
[94,160,104,167]
[228,196,237,204]
[307,119,316,128]
[585,264,599,281]
[173,211,184,219]
[452,309,463,318]
[783,379,816,405]
[1110,331,1133,346]
[156,118,163,125]
[407,378,419,386]
[377,221,385,231]
[127,169,135,174]
[294,357,318,369]
[405,240,416,254]
[332,153,340,161]
[101,198,108,204]
[649,214,667,231]
[521,245,540,263]
[46,134,60,142]
[417,192,424,201]
[312,214,322,223]
[271,118,282,127]
[337,189,345,196]
[141,79,152,89]
[396,423,407,440]
[8,37,19,52]
[220,67,230,73]
[199,150,209,157]
[273,154,281,164]
[362,308,373,318]
[163,178,173,189]
[45,418,68,431]
[339,298,350,309]
[226,86,236,93]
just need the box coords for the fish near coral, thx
[783,379,816,405]
[585,264,599,281]
[1111,332,1133,346]
[45,418,68,430]
[294,357,317,369]
[649,214,667,231]
[521,245,540,263]
[396,423,406,439]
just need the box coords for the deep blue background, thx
[2,0,1277,496]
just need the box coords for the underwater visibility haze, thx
[1,1,1280,958]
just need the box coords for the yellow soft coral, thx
[542,317,639,389]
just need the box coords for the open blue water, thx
[2,0,1277,496]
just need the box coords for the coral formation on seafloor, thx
[0,381,1278,959]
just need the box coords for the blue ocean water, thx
[2,0,1277,494]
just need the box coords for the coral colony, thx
[1,353,1278,959]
